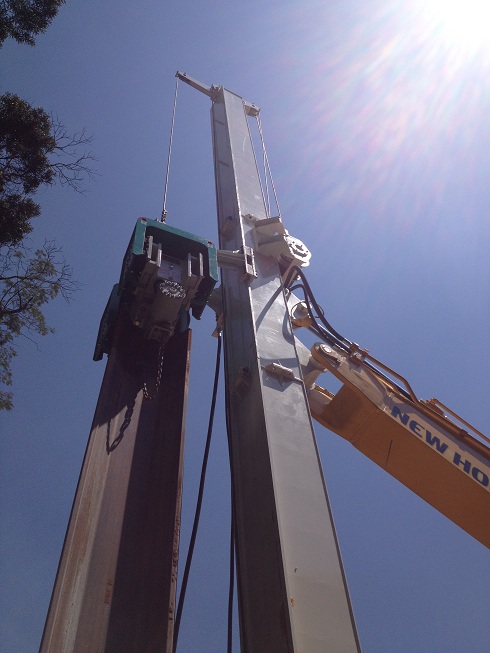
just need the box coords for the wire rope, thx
[259,118,271,216]
[161,76,179,222]
[256,114,281,218]
[248,117,268,217]
[172,330,222,652]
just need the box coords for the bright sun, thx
[423,0,490,52]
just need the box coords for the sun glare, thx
[282,0,490,225]
[423,0,490,53]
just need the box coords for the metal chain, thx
[143,343,166,400]
[161,76,180,222]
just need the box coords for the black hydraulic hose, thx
[289,279,349,351]
[173,331,222,653]
[363,358,413,402]
[304,297,349,351]
[223,330,236,653]
[287,268,415,403]
[285,266,351,346]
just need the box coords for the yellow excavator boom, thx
[308,342,490,548]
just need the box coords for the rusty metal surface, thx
[39,318,191,653]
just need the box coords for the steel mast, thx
[39,321,191,652]
[40,72,361,652]
[39,219,218,652]
[178,72,361,652]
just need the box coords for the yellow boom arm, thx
[307,342,490,548]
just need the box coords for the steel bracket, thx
[252,216,311,277]
[217,246,256,280]
[262,362,303,384]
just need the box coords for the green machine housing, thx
[94,218,218,361]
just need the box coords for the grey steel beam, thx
[176,70,259,116]
[39,318,191,653]
[208,83,361,651]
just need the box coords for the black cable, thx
[288,275,350,351]
[287,267,414,402]
[285,267,349,345]
[301,292,344,348]
[290,266,351,346]
[173,330,222,653]
[227,503,235,653]
[223,327,236,653]
[363,358,412,402]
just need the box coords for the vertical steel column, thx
[39,317,191,653]
[211,86,361,652]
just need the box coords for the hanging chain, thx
[255,113,282,219]
[161,76,180,222]
[143,343,166,400]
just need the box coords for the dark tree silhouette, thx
[0,0,65,47]
[0,92,95,246]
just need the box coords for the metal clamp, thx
[252,216,311,275]
[262,362,302,384]
[217,246,256,280]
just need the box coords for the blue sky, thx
[1,1,490,651]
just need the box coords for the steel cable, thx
[256,113,282,218]
[161,76,179,222]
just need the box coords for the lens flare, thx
[423,0,490,54]
[272,0,490,232]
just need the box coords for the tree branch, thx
[49,118,98,193]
